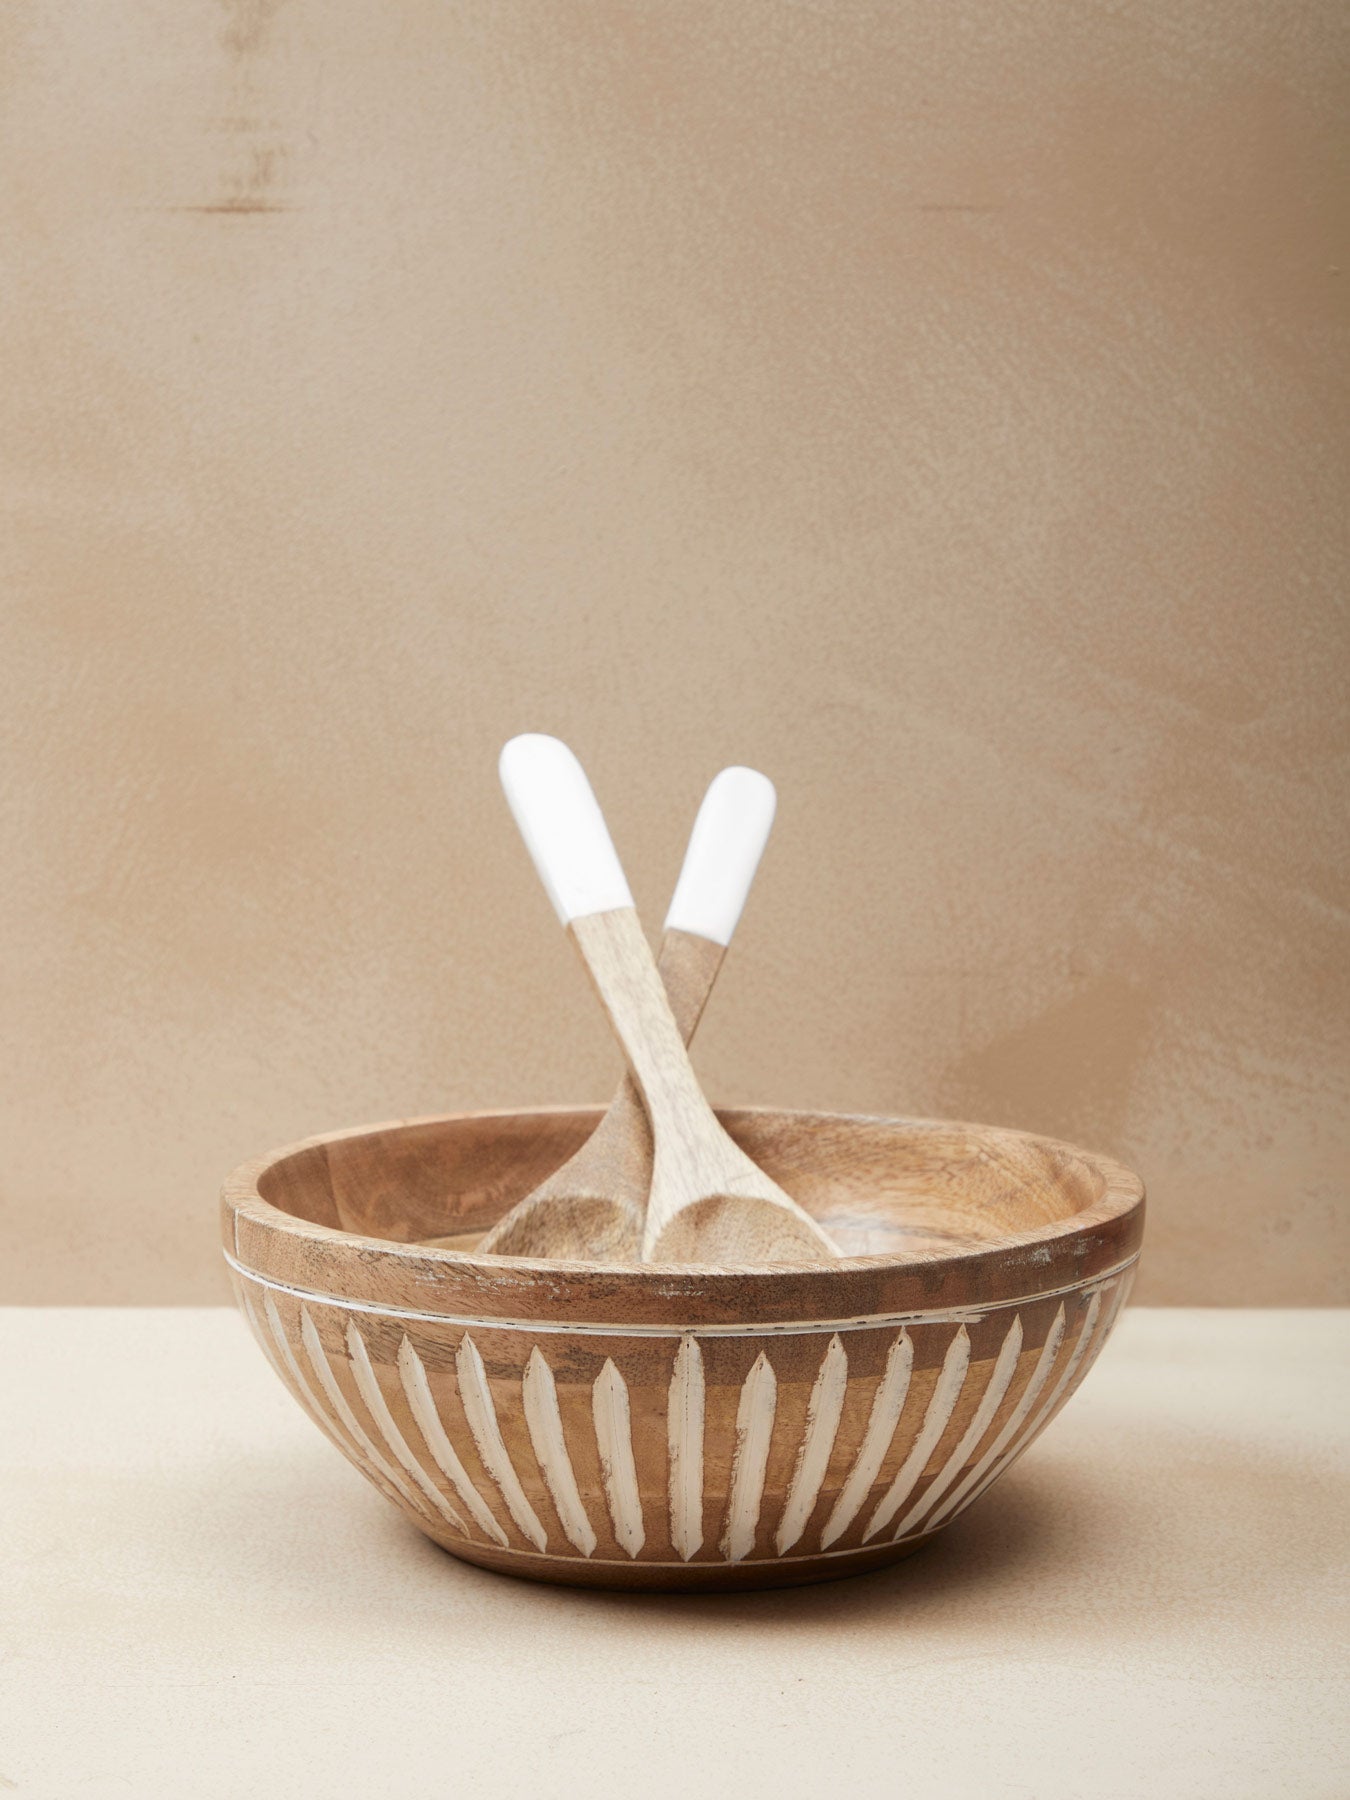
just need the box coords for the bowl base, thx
[419,1529,933,1592]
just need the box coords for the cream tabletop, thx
[2,1307,1346,1799]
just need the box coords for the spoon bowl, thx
[646,1191,841,1263]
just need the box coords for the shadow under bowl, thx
[221,1107,1143,1591]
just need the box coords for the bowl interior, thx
[256,1107,1113,1261]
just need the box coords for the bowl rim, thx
[221,1105,1144,1330]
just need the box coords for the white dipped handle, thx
[499,735,634,925]
[664,766,777,946]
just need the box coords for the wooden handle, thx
[496,735,762,1154]
[569,908,719,1151]
[566,907,819,1263]
[656,927,727,1042]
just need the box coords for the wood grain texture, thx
[720,1352,778,1561]
[523,1345,597,1556]
[861,1328,973,1543]
[463,928,726,1261]
[775,1332,849,1555]
[397,1336,510,1547]
[592,1358,644,1557]
[569,908,840,1264]
[887,1314,1026,1540]
[222,1103,1143,1589]
[667,1334,706,1561]
[924,1303,1066,1530]
[453,1334,548,1551]
[344,1319,468,1534]
[816,1330,913,1548]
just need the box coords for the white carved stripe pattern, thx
[343,1322,469,1534]
[455,1335,549,1551]
[922,1304,1066,1532]
[934,1273,1127,1531]
[296,1304,440,1525]
[242,1277,1123,1563]
[397,1336,511,1547]
[523,1346,598,1556]
[936,1290,1101,1531]
[237,1283,301,1398]
[886,1314,1025,1540]
[862,1326,972,1541]
[250,1288,414,1514]
[818,1330,913,1548]
[667,1335,706,1561]
[593,1359,645,1557]
[776,1333,850,1555]
[246,1289,505,1544]
[721,1352,778,1561]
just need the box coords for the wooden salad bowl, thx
[221,1108,1144,1592]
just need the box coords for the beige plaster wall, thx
[2,0,1346,1304]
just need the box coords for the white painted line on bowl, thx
[222,1248,1140,1339]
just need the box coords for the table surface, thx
[2,1306,1346,1799]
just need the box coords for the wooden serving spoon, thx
[456,765,779,1261]
[495,734,840,1267]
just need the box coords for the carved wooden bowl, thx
[221,1108,1143,1591]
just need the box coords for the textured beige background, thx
[1,0,1346,1304]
